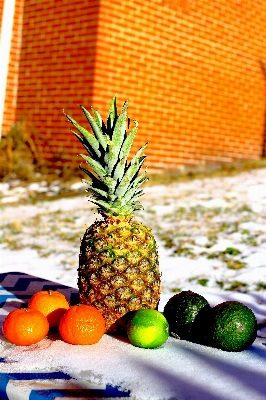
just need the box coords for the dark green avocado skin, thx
[207,301,257,352]
[163,290,211,343]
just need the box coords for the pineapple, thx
[64,95,161,334]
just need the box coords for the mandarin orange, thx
[2,308,49,346]
[28,290,70,328]
[59,304,105,345]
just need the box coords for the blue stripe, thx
[0,295,28,302]
[0,294,17,301]
[29,386,129,399]
[0,372,72,380]
[0,372,129,399]
[0,372,71,400]
[0,273,79,306]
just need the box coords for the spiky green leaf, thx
[86,187,117,203]
[119,119,138,161]
[64,112,101,157]
[71,130,99,160]
[93,108,103,129]
[91,199,115,212]
[102,175,117,194]
[115,155,146,197]
[130,142,148,166]
[112,119,139,182]
[65,96,148,217]
[105,103,128,174]
[91,197,137,217]
[83,182,108,198]
[112,110,127,148]
[112,157,126,183]
[131,201,143,211]
[121,173,147,204]
[81,105,107,151]
[107,95,118,132]
[81,176,108,194]
[130,189,143,200]
[80,154,107,180]
[80,167,99,182]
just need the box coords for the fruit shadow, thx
[112,333,266,399]
[124,339,266,400]
[128,350,225,400]
[108,335,226,400]
[110,334,131,345]
[170,338,266,398]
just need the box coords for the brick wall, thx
[3,0,266,169]
[13,0,100,166]
[0,0,4,23]
[1,0,24,133]
[92,0,266,167]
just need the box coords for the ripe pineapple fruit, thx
[64,95,161,334]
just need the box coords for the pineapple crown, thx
[64,95,148,217]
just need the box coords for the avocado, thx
[208,301,257,352]
[163,290,211,343]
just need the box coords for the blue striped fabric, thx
[0,371,129,399]
[0,272,130,399]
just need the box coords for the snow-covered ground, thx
[1,169,266,322]
[1,168,266,399]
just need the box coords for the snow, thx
[1,168,266,399]
[1,334,266,400]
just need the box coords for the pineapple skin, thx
[78,216,161,334]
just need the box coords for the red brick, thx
[1,0,266,167]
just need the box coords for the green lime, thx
[163,290,211,343]
[127,309,169,349]
[208,301,257,352]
